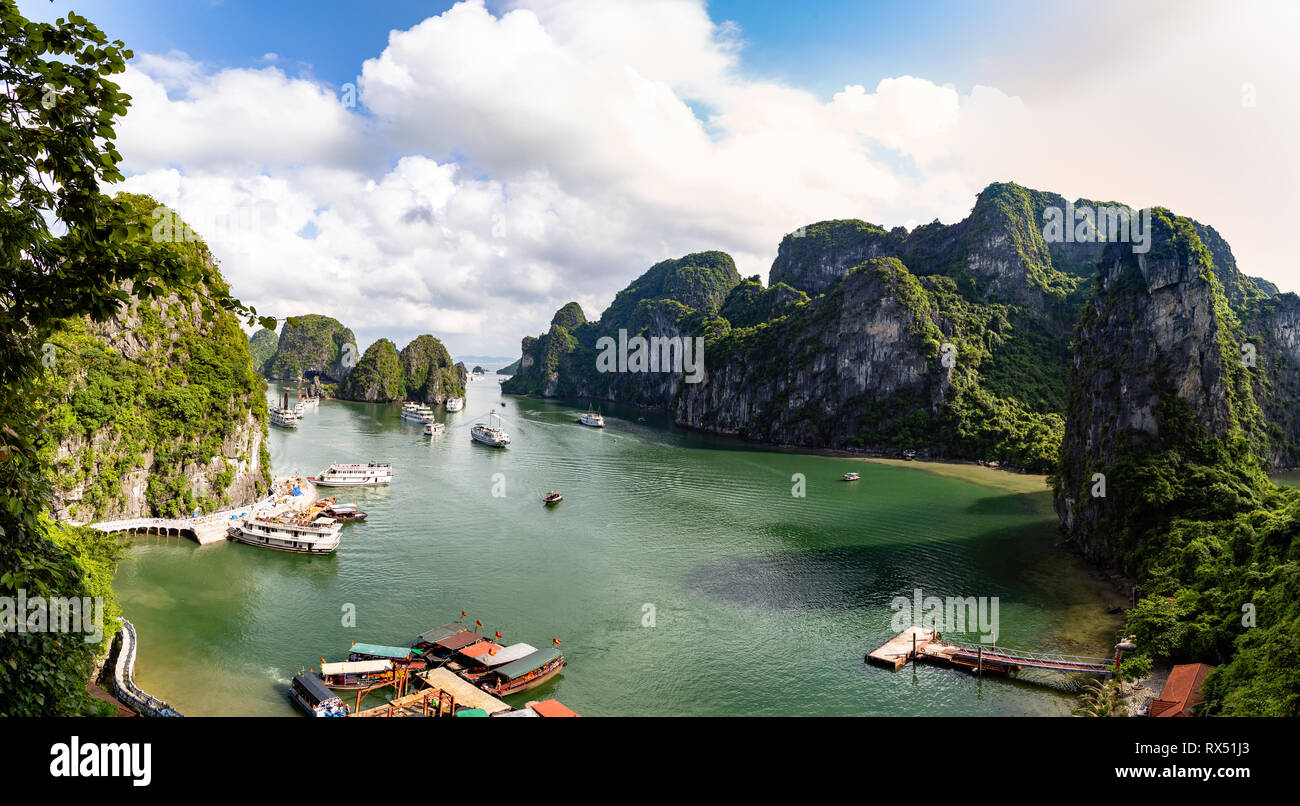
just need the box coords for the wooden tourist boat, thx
[347,642,427,671]
[468,647,566,697]
[318,659,395,691]
[410,622,471,656]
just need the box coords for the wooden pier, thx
[866,627,1112,678]
[350,667,511,717]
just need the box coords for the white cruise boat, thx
[471,410,510,447]
[308,462,394,487]
[424,422,446,436]
[227,513,342,554]
[270,391,301,428]
[579,408,605,428]
[445,396,464,412]
[269,406,300,429]
[400,402,436,423]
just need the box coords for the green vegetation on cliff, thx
[719,276,809,329]
[398,334,465,402]
[263,314,356,382]
[35,195,273,520]
[248,327,278,373]
[0,3,276,715]
[1055,210,1299,715]
[337,338,404,401]
[601,251,740,330]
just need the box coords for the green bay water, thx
[114,378,1127,716]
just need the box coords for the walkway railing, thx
[111,618,184,718]
[90,517,194,534]
[943,638,1112,670]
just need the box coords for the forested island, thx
[502,184,1300,714]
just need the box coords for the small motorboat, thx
[842,472,860,482]
[324,502,367,522]
[424,422,445,436]
[543,491,563,505]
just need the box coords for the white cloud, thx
[109,0,1300,357]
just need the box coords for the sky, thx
[17,0,1300,357]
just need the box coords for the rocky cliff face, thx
[263,314,357,382]
[335,334,467,403]
[1242,293,1300,467]
[770,184,1099,323]
[1047,211,1300,716]
[504,251,739,406]
[502,182,1290,476]
[41,197,271,521]
[677,258,950,444]
[1194,222,1278,308]
[248,327,278,373]
[398,334,466,404]
[1053,209,1265,564]
[337,338,404,402]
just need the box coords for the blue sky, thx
[24,0,1047,101]
[16,1,1300,356]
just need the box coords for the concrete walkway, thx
[83,476,317,545]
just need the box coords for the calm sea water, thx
[114,378,1128,716]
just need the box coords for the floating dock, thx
[866,626,935,670]
[866,627,1112,678]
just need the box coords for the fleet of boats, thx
[471,409,511,447]
[262,384,591,716]
[291,620,571,717]
[270,389,320,429]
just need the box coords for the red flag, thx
[475,619,482,627]
[553,637,562,646]
[494,631,502,639]
[461,611,467,618]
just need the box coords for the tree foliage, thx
[0,1,270,714]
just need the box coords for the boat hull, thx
[309,478,390,487]
[321,677,394,691]
[227,526,340,554]
[482,659,565,697]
